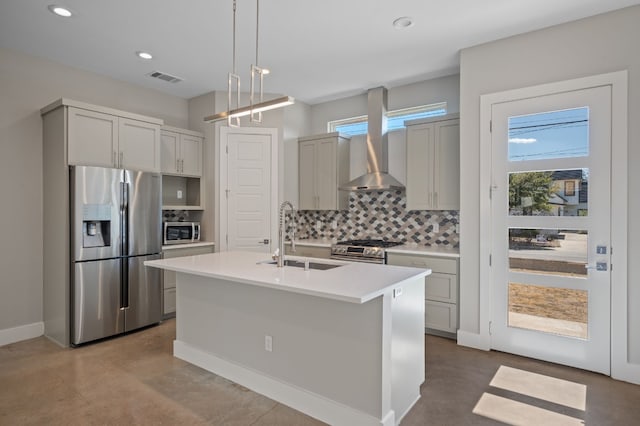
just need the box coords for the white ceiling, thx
[1,0,639,105]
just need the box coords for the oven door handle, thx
[329,254,384,264]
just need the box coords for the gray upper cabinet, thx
[64,102,162,172]
[405,114,460,211]
[160,126,203,177]
[298,132,350,210]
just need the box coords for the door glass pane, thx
[508,282,588,339]
[509,229,587,277]
[508,107,589,161]
[509,169,588,216]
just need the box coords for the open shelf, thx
[162,175,202,210]
[162,205,203,211]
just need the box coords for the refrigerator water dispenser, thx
[82,220,110,248]
[82,204,112,248]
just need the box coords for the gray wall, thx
[0,46,188,332]
[459,6,640,363]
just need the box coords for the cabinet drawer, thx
[387,253,457,274]
[164,288,176,314]
[425,300,457,333]
[163,270,176,290]
[426,272,458,303]
[285,245,331,259]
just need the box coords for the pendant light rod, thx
[207,0,294,126]
[255,0,259,66]
[250,0,264,122]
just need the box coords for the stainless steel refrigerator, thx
[70,165,162,345]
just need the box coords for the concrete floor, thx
[2,319,639,425]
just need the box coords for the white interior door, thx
[221,127,277,254]
[490,85,611,374]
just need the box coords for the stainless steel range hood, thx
[340,87,405,192]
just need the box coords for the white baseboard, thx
[612,361,640,385]
[174,340,394,426]
[457,330,490,351]
[0,322,44,347]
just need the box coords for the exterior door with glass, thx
[490,85,611,374]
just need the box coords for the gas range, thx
[330,239,403,264]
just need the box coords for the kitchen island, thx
[145,251,430,426]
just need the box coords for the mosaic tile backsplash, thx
[292,191,459,247]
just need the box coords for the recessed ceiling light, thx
[393,17,413,29]
[136,51,153,60]
[48,5,73,17]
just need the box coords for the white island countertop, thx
[145,250,430,304]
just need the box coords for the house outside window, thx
[328,102,447,136]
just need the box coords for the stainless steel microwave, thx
[163,222,201,245]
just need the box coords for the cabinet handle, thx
[181,159,184,173]
[112,151,117,167]
[434,192,438,208]
[119,152,124,167]
[176,159,180,173]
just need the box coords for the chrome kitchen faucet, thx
[275,201,296,267]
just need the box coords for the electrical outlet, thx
[331,220,337,229]
[455,224,460,233]
[264,335,272,352]
[316,220,322,230]
[432,222,439,233]
[177,190,183,199]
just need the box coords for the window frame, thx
[327,102,447,136]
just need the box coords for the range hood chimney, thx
[340,87,405,192]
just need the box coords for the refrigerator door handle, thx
[120,181,130,310]
[120,257,129,309]
[121,181,129,255]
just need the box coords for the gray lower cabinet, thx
[285,244,331,259]
[387,252,459,338]
[162,245,215,316]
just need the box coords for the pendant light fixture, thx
[204,0,294,125]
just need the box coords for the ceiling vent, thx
[147,71,183,83]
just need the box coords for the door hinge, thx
[489,254,492,266]
[489,321,493,335]
[226,234,229,244]
[226,145,229,154]
[225,189,230,199]
[489,120,492,133]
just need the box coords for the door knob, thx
[585,262,608,271]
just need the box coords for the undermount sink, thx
[259,259,343,271]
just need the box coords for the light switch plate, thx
[177,190,183,199]
[432,223,439,233]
